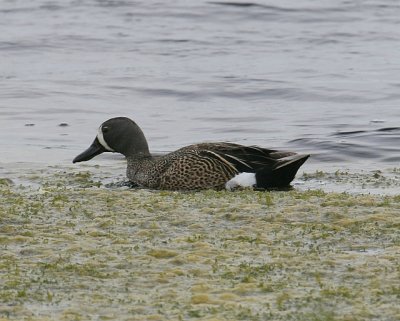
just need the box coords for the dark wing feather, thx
[191,142,298,173]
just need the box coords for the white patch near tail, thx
[225,172,256,191]
[97,126,115,152]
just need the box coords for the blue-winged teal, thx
[73,117,309,190]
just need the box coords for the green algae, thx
[0,168,399,320]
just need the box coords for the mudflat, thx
[0,168,399,320]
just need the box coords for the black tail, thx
[255,154,309,188]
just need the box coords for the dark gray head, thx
[73,117,150,163]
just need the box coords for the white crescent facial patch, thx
[97,126,115,152]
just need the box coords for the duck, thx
[73,117,309,191]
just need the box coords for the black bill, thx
[73,137,107,163]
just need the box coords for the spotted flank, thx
[73,117,310,191]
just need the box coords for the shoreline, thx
[1,162,399,195]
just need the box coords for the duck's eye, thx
[102,126,109,133]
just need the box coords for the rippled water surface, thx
[1,0,400,171]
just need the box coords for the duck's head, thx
[73,117,150,163]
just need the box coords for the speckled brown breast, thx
[127,148,239,190]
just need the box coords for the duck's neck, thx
[126,154,157,187]
[123,142,150,159]
[120,123,150,158]
[126,151,151,159]
[126,153,153,168]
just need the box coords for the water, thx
[1,0,400,173]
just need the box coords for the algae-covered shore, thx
[0,167,399,321]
